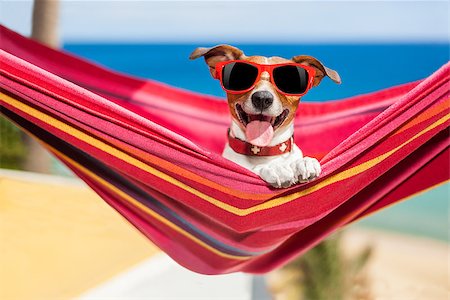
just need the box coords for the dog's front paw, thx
[259,164,298,189]
[258,157,321,188]
[293,157,321,183]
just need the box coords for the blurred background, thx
[1,1,448,299]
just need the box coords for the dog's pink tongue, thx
[245,121,274,147]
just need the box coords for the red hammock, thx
[1,25,448,274]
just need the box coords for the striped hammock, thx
[1,25,448,274]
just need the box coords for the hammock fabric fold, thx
[1,25,449,274]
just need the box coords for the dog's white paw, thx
[259,157,321,188]
[260,163,297,189]
[293,156,321,183]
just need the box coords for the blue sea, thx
[63,43,449,241]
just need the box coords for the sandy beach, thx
[342,228,448,299]
[0,169,448,299]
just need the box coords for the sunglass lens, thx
[273,65,309,94]
[222,62,258,91]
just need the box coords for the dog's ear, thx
[189,45,245,78]
[292,55,341,87]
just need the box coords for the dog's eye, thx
[273,66,309,94]
[222,62,259,91]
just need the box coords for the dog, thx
[190,45,340,188]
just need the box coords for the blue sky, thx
[1,0,449,43]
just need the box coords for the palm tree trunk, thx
[24,0,60,173]
[32,0,60,48]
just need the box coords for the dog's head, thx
[190,45,340,146]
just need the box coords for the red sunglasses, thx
[214,60,316,96]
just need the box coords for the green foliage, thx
[268,233,372,300]
[297,235,346,299]
[0,115,26,169]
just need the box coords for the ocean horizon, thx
[62,43,449,241]
[64,43,449,101]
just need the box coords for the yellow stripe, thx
[1,93,243,213]
[260,112,450,212]
[1,112,250,260]
[53,150,251,260]
[2,93,449,216]
[0,111,250,260]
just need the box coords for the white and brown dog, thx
[190,45,340,188]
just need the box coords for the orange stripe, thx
[393,98,449,136]
[1,92,449,216]
[0,116,251,260]
[105,134,274,201]
[4,103,448,260]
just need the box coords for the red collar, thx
[228,130,294,157]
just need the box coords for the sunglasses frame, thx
[214,60,316,96]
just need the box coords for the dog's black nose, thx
[252,91,273,111]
